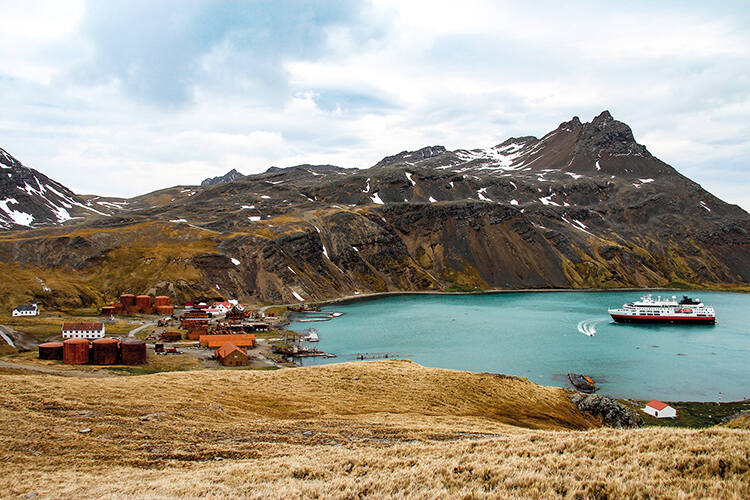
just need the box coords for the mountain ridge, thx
[1,110,748,307]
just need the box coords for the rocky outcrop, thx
[201,168,244,187]
[571,394,643,428]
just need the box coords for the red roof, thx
[62,322,104,332]
[646,400,670,411]
[216,342,246,359]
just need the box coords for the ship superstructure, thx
[608,295,715,324]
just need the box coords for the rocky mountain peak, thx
[374,145,447,169]
[575,111,649,158]
[201,168,244,187]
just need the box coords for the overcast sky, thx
[1,1,748,210]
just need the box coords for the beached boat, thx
[568,373,599,393]
[608,295,715,324]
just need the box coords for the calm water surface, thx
[290,291,750,401]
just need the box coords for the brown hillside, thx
[1,361,748,498]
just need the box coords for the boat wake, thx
[577,319,602,337]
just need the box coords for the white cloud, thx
[0,1,748,210]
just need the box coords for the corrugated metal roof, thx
[62,322,104,331]
[201,334,256,348]
[216,342,246,358]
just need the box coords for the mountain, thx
[0,148,119,229]
[201,168,244,187]
[1,111,749,307]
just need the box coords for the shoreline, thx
[308,286,747,308]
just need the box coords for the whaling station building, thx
[61,322,106,340]
[12,304,39,317]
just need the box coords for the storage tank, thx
[63,338,90,364]
[120,338,147,365]
[154,296,171,307]
[135,295,152,313]
[156,305,174,315]
[91,338,119,365]
[38,342,63,360]
[120,294,136,308]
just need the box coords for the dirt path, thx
[128,321,156,338]
[0,326,15,348]
[0,360,116,378]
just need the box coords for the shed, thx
[216,342,248,366]
[62,322,105,339]
[643,400,677,418]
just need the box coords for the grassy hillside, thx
[1,361,748,498]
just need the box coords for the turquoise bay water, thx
[290,291,750,401]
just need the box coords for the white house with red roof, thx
[643,400,677,418]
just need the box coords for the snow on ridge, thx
[561,215,593,236]
[510,199,518,205]
[699,200,711,212]
[287,266,297,275]
[428,196,437,203]
[0,198,34,226]
[371,192,384,205]
[595,160,601,171]
[405,172,416,186]
[248,216,261,221]
[539,195,560,206]
[261,195,271,199]
[241,205,255,209]
[169,219,187,223]
[477,187,492,202]
[291,289,305,301]
[639,178,654,183]
[566,172,584,180]
[231,257,241,266]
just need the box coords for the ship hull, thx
[610,314,715,325]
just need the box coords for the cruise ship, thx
[608,295,716,324]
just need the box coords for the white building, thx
[643,400,677,418]
[61,322,106,339]
[12,304,39,317]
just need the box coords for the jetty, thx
[355,353,400,360]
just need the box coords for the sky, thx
[1,1,749,210]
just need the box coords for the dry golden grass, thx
[0,361,748,499]
[2,349,203,375]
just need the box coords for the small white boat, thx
[304,329,319,342]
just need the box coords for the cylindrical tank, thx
[38,342,63,360]
[101,306,116,316]
[63,338,89,364]
[91,338,119,365]
[156,305,174,315]
[135,295,152,313]
[120,294,136,307]
[120,338,147,365]
[154,296,170,307]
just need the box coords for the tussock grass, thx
[0,361,748,498]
